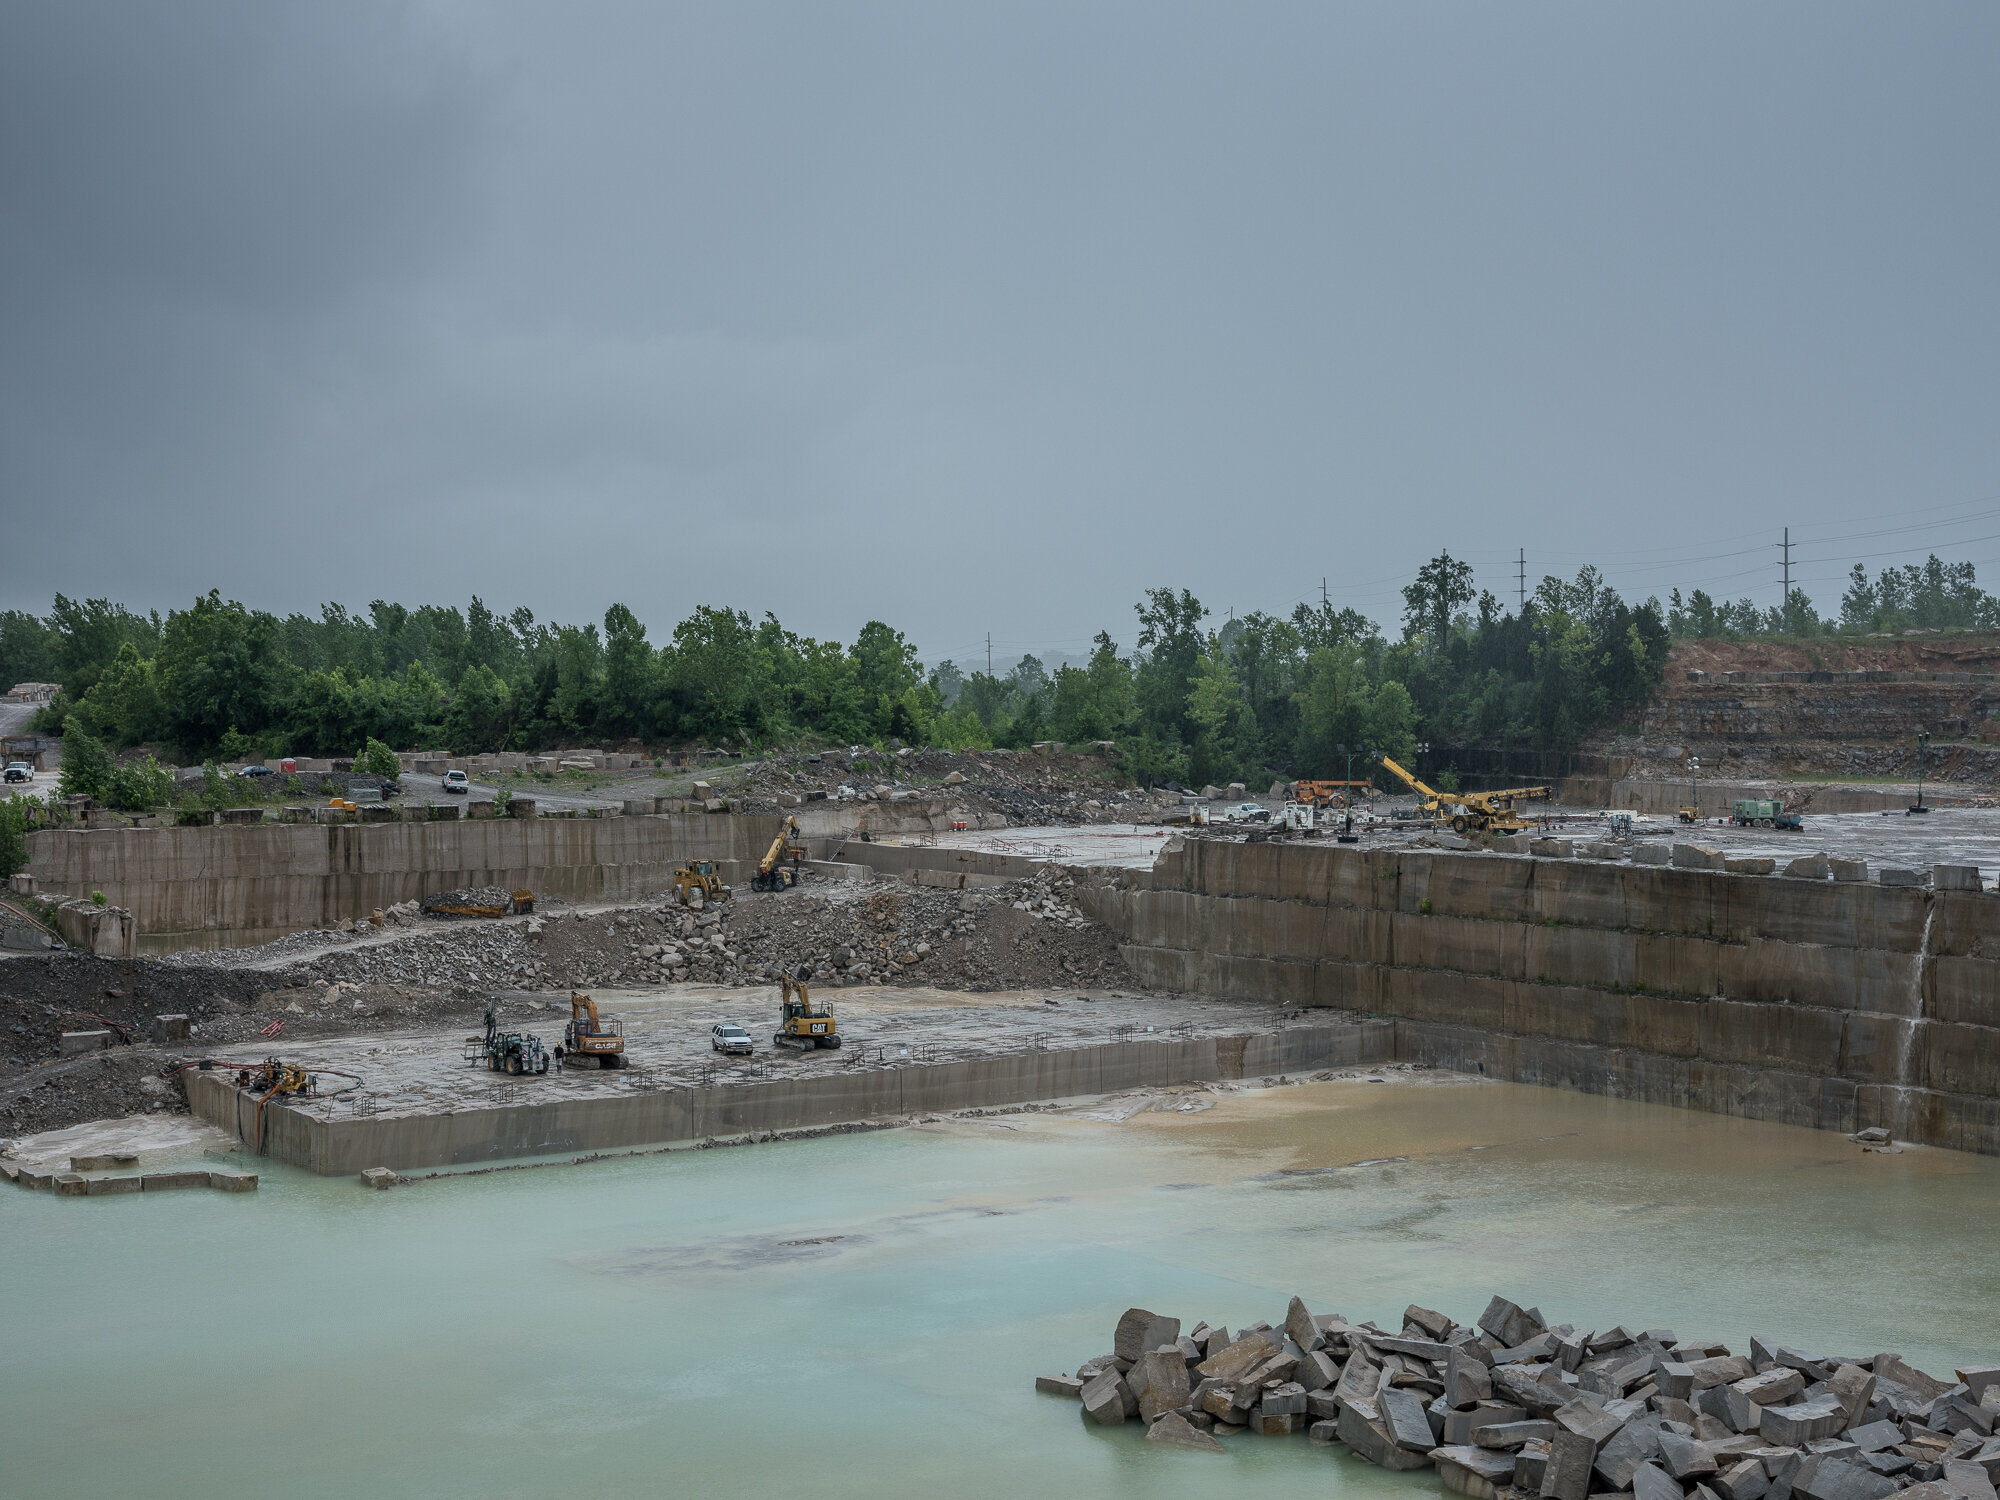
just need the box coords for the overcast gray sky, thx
[4,1,1997,669]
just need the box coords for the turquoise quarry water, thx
[6,1080,1999,1499]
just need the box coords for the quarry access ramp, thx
[1081,839,2000,1156]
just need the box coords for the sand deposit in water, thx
[4,1080,1998,1500]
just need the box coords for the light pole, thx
[1687,755,1700,824]
[1911,730,1930,815]
[1334,744,1369,838]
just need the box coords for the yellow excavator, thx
[749,815,806,893]
[774,970,840,1050]
[1377,755,1551,835]
[563,991,627,1069]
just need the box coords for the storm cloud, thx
[4,2,1997,664]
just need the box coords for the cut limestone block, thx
[1145,1411,1224,1453]
[1114,1306,1179,1362]
[142,1171,211,1192]
[1435,1444,1520,1500]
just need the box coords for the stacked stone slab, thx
[1040,1296,2000,1499]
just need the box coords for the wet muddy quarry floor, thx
[191,987,1333,1131]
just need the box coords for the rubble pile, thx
[730,746,1172,825]
[260,866,1129,994]
[1045,1295,2000,1500]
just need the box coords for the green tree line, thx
[0,553,1693,787]
[5,551,1985,790]
[1665,554,2000,640]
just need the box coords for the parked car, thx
[1221,802,1268,823]
[442,770,469,794]
[237,764,273,777]
[3,762,33,783]
[711,1023,754,1055]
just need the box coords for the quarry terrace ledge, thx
[1081,840,2000,1157]
[183,1024,1391,1175]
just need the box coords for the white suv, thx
[442,770,469,794]
[711,1023,754,1055]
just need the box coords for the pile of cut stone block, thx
[1039,1295,2000,1500]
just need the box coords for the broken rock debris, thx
[1038,1295,2000,1499]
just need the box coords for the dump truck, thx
[1731,798,1803,830]
[749,815,805,893]
[563,991,627,1068]
[774,971,839,1050]
[1376,756,1552,835]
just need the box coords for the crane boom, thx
[1377,756,1442,804]
[752,815,805,892]
[1374,755,1552,834]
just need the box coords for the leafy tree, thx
[0,796,29,879]
[155,591,290,755]
[1134,586,1208,751]
[444,664,511,754]
[0,610,55,689]
[1401,553,1475,648]
[354,738,401,777]
[70,642,168,747]
[105,755,173,812]
[49,595,160,698]
[59,721,115,800]
[598,603,657,740]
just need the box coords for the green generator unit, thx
[1731,798,1802,830]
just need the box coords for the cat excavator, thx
[750,815,806,893]
[1376,755,1551,835]
[774,970,839,1050]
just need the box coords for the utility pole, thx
[1321,577,1329,609]
[1516,549,1526,614]
[1779,528,1792,603]
[985,632,991,676]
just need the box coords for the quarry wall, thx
[1083,840,2000,1156]
[24,813,785,953]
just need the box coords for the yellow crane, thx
[750,815,806,893]
[1376,755,1551,835]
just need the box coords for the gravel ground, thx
[3,862,1140,1137]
